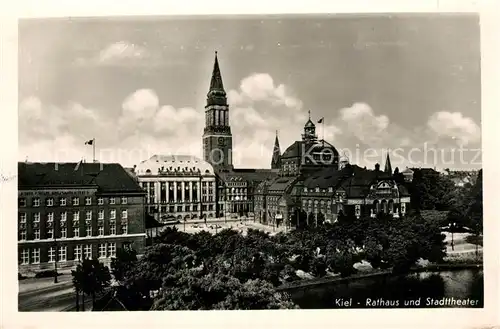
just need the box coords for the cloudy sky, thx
[18,14,481,170]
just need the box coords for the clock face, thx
[218,137,225,146]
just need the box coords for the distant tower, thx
[271,130,281,169]
[202,51,233,170]
[384,152,393,174]
[301,110,317,144]
[339,151,349,170]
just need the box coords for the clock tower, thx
[202,52,233,171]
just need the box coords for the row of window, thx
[145,196,215,203]
[19,222,127,241]
[20,243,118,264]
[19,196,128,208]
[147,204,214,212]
[19,209,128,223]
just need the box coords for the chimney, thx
[375,163,380,171]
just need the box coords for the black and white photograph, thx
[13,11,486,313]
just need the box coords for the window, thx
[19,230,27,240]
[109,224,116,235]
[73,227,80,238]
[123,242,132,251]
[60,198,66,206]
[121,222,128,235]
[85,197,92,205]
[19,198,26,207]
[60,212,67,221]
[58,246,67,261]
[20,213,27,223]
[98,225,104,236]
[47,212,54,222]
[121,210,127,219]
[21,249,29,264]
[86,225,92,237]
[48,246,56,262]
[107,243,116,258]
[46,198,54,206]
[72,197,79,206]
[99,244,107,258]
[109,197,115,205]
[84,245,92,260]
[73,211,79,221]
[98,210,104,220]
[34,229,40,240]
[110,209,116,219]
[121,197,127,204]
[33,198,40,207]
[47,228,54,239]
[98,197,104,205]
[86,211,92,221]
[61,228,67,239]
[32,248,40,264]
[74,245,82,261]
[34,213,40,222]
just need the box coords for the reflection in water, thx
[289,269,483,309]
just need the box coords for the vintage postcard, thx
[1,1,499,329]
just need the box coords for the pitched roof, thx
[18,162,144,194]
[219,168,278,183]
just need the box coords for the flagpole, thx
[92,138,96,163]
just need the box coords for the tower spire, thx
[209,51,225,93]
[271,130,282,169]
[384,151,393,174]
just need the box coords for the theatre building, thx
[134,155,218,222]
[18,162,146,275]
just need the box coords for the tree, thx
[151,271,298,310]
[72,259,112,309]
[111,247,138,283]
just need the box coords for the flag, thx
[317,117,324,124]
[85,139,94,145]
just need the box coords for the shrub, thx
[34,270,61,278]
[18,273,27,280]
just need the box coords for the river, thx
[289,268,483,308]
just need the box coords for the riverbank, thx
[277,262,483,291]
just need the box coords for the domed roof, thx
[282,140,340,160]
[135,155,215,176]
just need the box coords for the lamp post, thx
[451,221,456,251]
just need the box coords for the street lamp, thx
[451,221,456,251]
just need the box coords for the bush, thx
[34,270,61,278]
[18,273,27,280]
[465,234,483,246]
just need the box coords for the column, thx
[173,182,177,203]
[155,181,161,204]
[146,182,150,204]
[197,181,201,202]
[166,181,169,203]
[189,182,193,202]
[225,111,229,126]
[181,181,185,203]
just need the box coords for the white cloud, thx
[427,111,481,146]
[99,41,149,63]
[18,74,481,169]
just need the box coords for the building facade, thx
[18,162,146,275]
[254,117,412,228]
[134,155,218,222]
